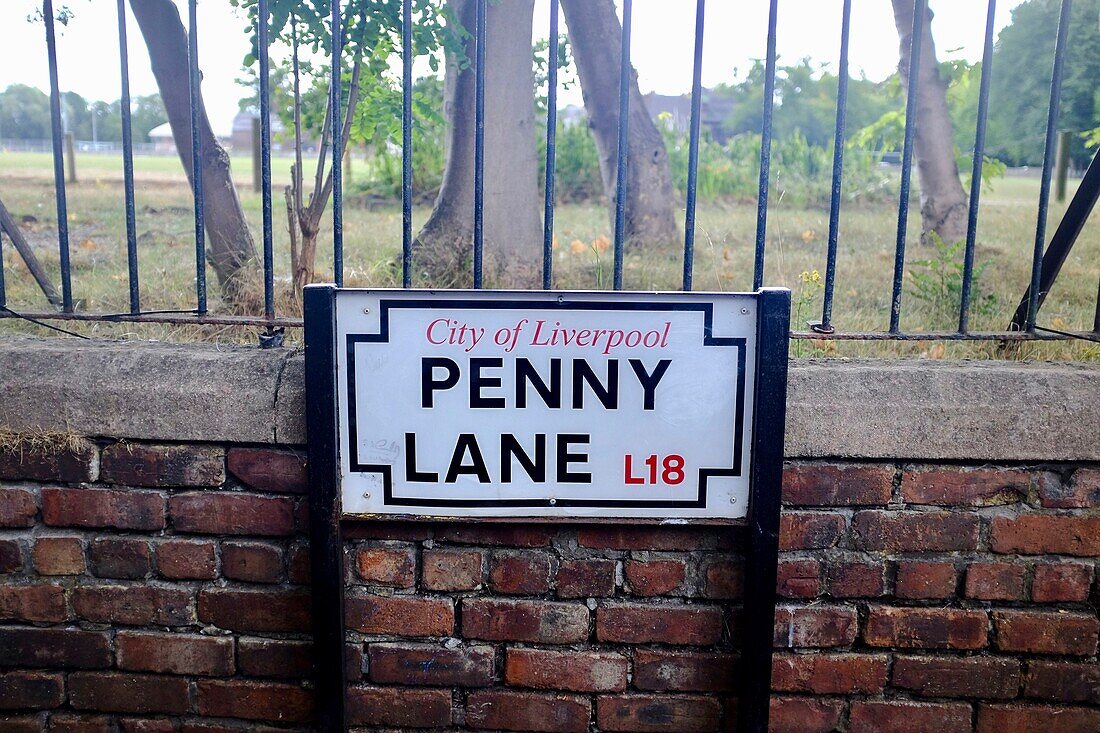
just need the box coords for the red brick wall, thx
[1,440,1097,731]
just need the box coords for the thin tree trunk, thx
[414,0,542,287]
[560,0,680,250]
[891,0,970,246]
[129,0,257,292]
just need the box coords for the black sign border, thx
[344,297,747,509]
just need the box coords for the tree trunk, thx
[891,0,969,246]
[560,0,680,250]
[414,0,542,288]
[129,0,256,292]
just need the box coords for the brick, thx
[597,603,721,645]
[1024,661,1100,705]
[0,488,36,527]
[369,642,493,687]
[436,524,554,547]
[0,439,97,483]
[849,701,971,733]
[41,488,164,531]
[68,672,189,715]
[991,515,1100,556]
[633,650,734,692]
[156,539,216,580]
[578,526,706,551]
[0,584,68,623]
[0,627,110,670]
[343,522,433,542]
[227,447,307,494]
[346,685,452,727]
[169,492,294,536]
[198,589,309,632]
[506,647,626,692]
[892,655,1020,699]
[48,714,111,733]
[596,695,720,732]
[976,704,1100,733]
[703,560,743,599]
[895,560,958,599]
[346,593,453,637]
[237,638,312,679]
[101,443,224,487]
[993,610,1098,656]
[902,467,1029,505]
[88,538,151,580]
[1039,469,1100,508]
[624,559,686,596]
[468,690,590,733]
[0,671,63,710]
[782,463,894,506]
[769,696,844,733]
[771,653,888,695]
[73,586,191,626]
[117,719,175,733]
[825,560,885,598]
[196,680,312,723]
[1032,562,1093,603]
[852,511,979,552]
[965,562,1026,601]
[773,605,858,648]
[463,598,587,644]
[779,512,845,550]
[0,715,39,731]
[117,632,233,676]
[354,546,415,588]
[555,558,614,598]
[0,540,21,574]
[776,559,820,598]
[489,551,552,594]
[287,544,310,584]
[33,538,84,576]
[422,549,482,591]
[864,606,987,650]
[222,541,284,583]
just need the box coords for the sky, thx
[0,0,1026,133]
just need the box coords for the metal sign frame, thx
[304,285,790,732]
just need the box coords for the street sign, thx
[303,285,790,733]
[331,290,762,519]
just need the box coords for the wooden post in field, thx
[64,132,77,183]
[1054,130,1071,203]
[252,116,262,193]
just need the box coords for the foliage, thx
[987,0,1100,167]
[0,84,166,144]
[907,234,998,327]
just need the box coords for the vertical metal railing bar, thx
[888,0,926,334]
[681,0,705,293]
[1025,0,1072,332]
[612,0,633,291]
[472,0,487,289]
[258,0,275,322]
[0,232,6,308]
[43,0,73,313]
[818,0,852,332]
[401,0,413,289]
[752,0,778,291]
[331,0,344,287]
[187,0,207,314]
[116,0,140,314]
[542,0,560,291]
[959,0,997,334]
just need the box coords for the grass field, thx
[1,149,1097,359]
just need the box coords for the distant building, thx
[147,120,233,154]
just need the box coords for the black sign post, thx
[304,284,790,732]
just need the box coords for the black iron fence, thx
[0,0,1097,345]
